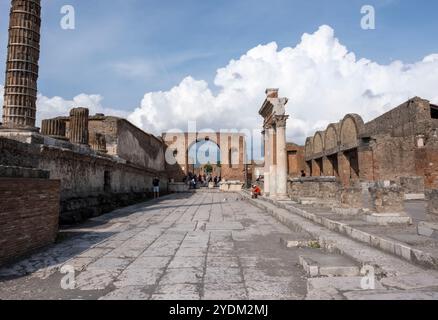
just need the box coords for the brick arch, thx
[305,137,313,158]
[313,131,324,154]
[340,114,364,147]
[324,123,339,152]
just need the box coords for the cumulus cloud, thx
[0,86,128,127]
[128,25,438,144]
[36,93,128,124]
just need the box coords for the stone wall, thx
[0,137,168,224]
[288,177,340,201]
[64,116,166,172]
[0,167,60,266]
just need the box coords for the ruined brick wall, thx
[287,143,305,177]
[371,134,417,182]
[363,98,432,137]
[162,132,247,182]
[288,177,340,201]
[304,98,438,188]
[88,116,118,155]
[117,120,165,172]
[0,138,168,224]
[0,171,60,266]
[66,116,166,172]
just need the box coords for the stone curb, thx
[240,191,438,270]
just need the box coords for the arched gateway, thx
[162,132,247,183]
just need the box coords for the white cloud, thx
[0,87,128,126]
[128,25,438,144]
[36,93,128,123]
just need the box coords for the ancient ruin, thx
[2,0,438,301]
[1,0,41,131]
[259,89,290,199]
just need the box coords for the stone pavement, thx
[0,191,312,300]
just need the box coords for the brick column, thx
[323,156,334,176]
[1,0,41,131]
[41,118,66,140]
[69,108,89,146]
[311,159,321,176]
[275,116,289,197]
[338,152,350,186]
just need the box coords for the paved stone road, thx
[0,191,312,300]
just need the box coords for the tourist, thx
[153,176,160,199]
[251,185,262,199]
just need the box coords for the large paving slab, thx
[0,191,311,300]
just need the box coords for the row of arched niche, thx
[305,114,366,159]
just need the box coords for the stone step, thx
[299,251,361,277]
[244,192,438,270]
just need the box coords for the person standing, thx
[153,176,160,199]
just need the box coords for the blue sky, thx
[1,0,438,112]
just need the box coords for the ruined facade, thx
[259,89,290,198]
[25,111,169,223]
[162,132,247,183]
[304,97,438,190]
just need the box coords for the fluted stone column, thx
[263,128,271,196]
[69,108,89,146]
[1,0,41,131]
[41,118,67,140]
[276,116,289,198]
[269,127,277,198]
[90,132,107,153]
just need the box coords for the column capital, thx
[274,115,289,128]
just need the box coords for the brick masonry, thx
[304,97,438,189]
[0,177,60,266]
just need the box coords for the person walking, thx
[153,176,160,199]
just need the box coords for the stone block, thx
[368,181,405,214]
[417,221,438,239]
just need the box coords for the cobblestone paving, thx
[0,192,310,300]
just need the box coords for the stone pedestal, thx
[365,181,412,225]
[69,108,90,146]
[333,184,364,215]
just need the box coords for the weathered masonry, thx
[1,0,41,131]
[259,89,290,199]
[4,111,169,224]
[304,97,438,190]
[162,132,247,183]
